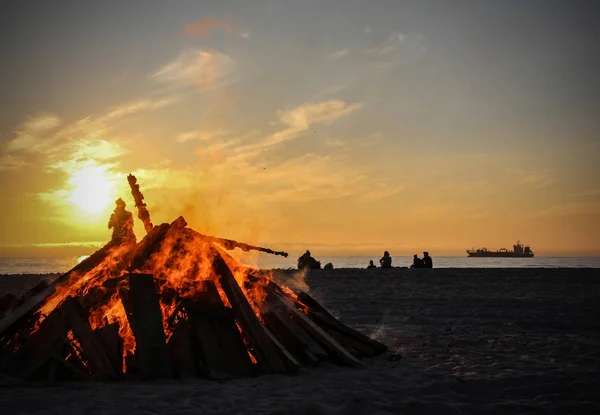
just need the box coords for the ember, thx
[0,175,386,381]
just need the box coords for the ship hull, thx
[467,252,534,258]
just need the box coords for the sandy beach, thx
[1,267,599,414]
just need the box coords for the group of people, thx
[411,252,433,268]
[298,249,434,270]
[366,251,434,269]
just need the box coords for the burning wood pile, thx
[0,175,386,381]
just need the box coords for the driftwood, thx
[124,273,172,379]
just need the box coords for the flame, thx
[28,203,292,376]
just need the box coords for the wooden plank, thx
[0,243,114,338]
[262,310,313,365]
[212,248,294,374]
[269,293,365,368]
[126,273,173,380]
[95,322,124,377]
[262,306,326,365]
[167,319,197,378]
[193,280,254,377]
[186,302,230,376]
[0,293,18,317]
[14,306,70,379]
[62,296,118,380]
[297,292,387,356]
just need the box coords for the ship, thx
[466,241,534,258]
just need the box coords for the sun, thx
[67,166,115,214]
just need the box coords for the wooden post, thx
[125,273,173,379]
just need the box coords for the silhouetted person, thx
[411,254,424,268]
[423,252,433,268]
[379,251,392,268]
[367,260,377,269]
[298,250,321,270]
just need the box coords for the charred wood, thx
[125,273,173,379]
[167,319,196,378]
[62,296,118,380]
[212,248,295,374]
[94,322,124,377]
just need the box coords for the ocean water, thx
[1,255,599,275]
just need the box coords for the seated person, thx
[379,251,392,268]
[367,260,377,269]
[422,252,433,268]
[411,254,424,268]
[297,250,322,270]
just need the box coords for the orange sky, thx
[1,2,599,259]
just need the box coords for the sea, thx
[1,255,599,275]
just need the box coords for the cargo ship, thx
[467,241,534,258]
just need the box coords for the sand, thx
[1,267,599,414]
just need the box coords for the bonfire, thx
[0,175,386,381]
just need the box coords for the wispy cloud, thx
[151,48,238,91]
[0,154,26,170]
[269,100,363,145]
[176,129,232,143]
[327,49,349,60]
[6,114,61,152]
[367,32,405,56]
[182,18,232,37]
[508,169,554,189]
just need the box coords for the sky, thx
[1,0,599,259]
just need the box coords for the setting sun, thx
[67,166,115,214]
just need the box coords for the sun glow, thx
[68,166,115,213]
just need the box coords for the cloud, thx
[97,97,180,123]
[151,49,238,91]
[367,32,406,56]
[0,154,26,170]
[327,49,349,60]
[182,18,232,37]
[6,114,61,152]
[240,32,251,39]
[176,129,232,143]
[508,169,554,188]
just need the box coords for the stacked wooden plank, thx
[0,177,388,382]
